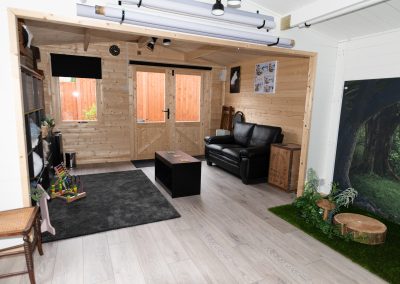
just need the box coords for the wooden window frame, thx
[52,76,103,126]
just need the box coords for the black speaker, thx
[52,131,64,166]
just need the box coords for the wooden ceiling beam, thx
[83,28,90,51]
[137,36,150,48]
[184,45,226,61]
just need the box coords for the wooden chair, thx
[220,105,235,131]
[0,207,43,284]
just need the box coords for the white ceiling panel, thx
[249,0,316,15]
[311,1,400,40]
[247,0,400,40]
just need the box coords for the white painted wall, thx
[323,27,400,194]
[282,28,340,193]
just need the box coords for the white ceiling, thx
[250,0,400,40]
[312,0,400,40]
[249,0,316,15]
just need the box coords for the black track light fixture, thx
[146,37,158,51]
[212,0,224,16]
[162,39,171,46]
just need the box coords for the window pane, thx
[175,74,201,122]
[59,77,97,121]
[136,71,165,123]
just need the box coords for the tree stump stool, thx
[316,199,335,221]
[333,213,387,245]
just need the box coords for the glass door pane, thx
[136,71,166,123]
[175,74,201,122]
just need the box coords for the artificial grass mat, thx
[269,204,400,283]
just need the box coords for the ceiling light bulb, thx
[227,0,241,7]
[212,0,224,16]
[163,39,171,46]
[72,91,80,97]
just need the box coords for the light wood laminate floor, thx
[0,162,385,284]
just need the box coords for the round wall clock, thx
[109,45,120,56]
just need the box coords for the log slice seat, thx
[333,213,387,245]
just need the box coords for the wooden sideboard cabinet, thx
[268,143,301,192]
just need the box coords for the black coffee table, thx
[155,151,201,198]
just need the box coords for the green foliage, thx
[41,116,55,128]
[293,169,343,238]
[335,187,358,209]
[30,186,43,202]
[351,173,400,222]
[389,126,400,176]
[293,169,358,238]
[83,104,97,121]
[352,125,366,169]
[269,204,400,284]
[326,182,340,203]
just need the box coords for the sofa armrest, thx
[204,135,235,144]
[240,146,268,158]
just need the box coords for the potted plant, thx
[293,168,358,237]
[41,116,55,138]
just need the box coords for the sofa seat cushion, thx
[221,147,246,162]
[233,122,255,146]
[206,143,242,152]
[249,125,282,147]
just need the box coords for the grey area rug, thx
[42,170,180,243]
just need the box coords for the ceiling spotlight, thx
[212,0,224,16]
[146,37,157,51]
[227,0,241,7]
[162,39,171,46]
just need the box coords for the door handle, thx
[162,108,170,119]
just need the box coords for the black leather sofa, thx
[204,122,283,184]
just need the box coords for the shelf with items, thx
[21,62,53,194]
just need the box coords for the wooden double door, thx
[132,66,207,160]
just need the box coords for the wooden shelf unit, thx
[268,143,301,192]
[21,64,51,191]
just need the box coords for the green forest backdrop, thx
[334,78,400,224]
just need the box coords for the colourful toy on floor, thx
[51,163,86,203]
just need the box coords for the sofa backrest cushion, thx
[233,122,256,146]
[249,125,283,147]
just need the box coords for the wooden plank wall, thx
[38,41,224,164]
[210,69,225,135]
[224,56,310,144]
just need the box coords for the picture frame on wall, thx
[254,61,277,94]
[230,66,241,93]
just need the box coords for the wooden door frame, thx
[8,8,317,204]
